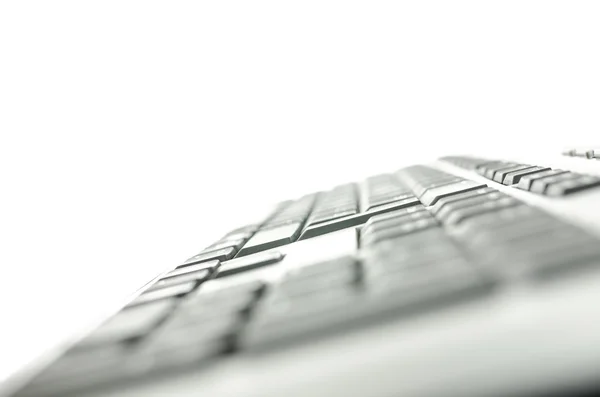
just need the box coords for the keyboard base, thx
[78,263,600,397]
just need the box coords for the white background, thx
[0,0,599,389]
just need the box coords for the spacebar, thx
[299,196,420,240]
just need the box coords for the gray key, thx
[361,210,433,238]
[482,163,518,180]
[435,191,506,222]
[167,260,219,277]
[129,282,196,307]
[545,175,600,196]
[237,223,302,257]
[183,247,236,266]
[413,178,464,197]
[146,269,211,292]
[492,165,534,183]
[516,169,568,190]
[205,238,246,252]
[477,161,516,179]
[300,196,420,240]
[83,300,175,346]
[430,187,496,215]
[529,173,579,194]
[502,166,551,185]
[308,208,358,226]
[217,251,285,278]
[444,196,522,226]
[363,206,428,229]
[367,192,414,210]
[361,218,439,246]
[419,180,487,206]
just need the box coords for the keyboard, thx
[13,154,600,397]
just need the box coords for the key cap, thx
[217,251,285,278]
[361,218,439,246]
[361,210,433,238]
[516,169,568,190]
[444,196,522,226]
[545,175,600,196]
[237,222,302,257]
[366,192,414,210]
[413,178,464,198]
[475,162,512,178]
[184,277,265,314]
[418,180,488,206]
[482,163,518,180]
[129,282,196,307]
[491,165,535,183]
[146,268,211,292]
[183,246,236,266]
[430,187,496,215]
[364,205,427,226]
[299,196,420,240]
[501,166,551,185]
[435,191,506,222]
[529,173,580,194]
[205,238,246,252]
[168,259,219,277]
[308,208,358,226]
[82,300,175,346]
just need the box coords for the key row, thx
[562,148,600,159]
[441,155,600,196]
[397,166,600,278]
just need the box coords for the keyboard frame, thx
[8,153,600,397]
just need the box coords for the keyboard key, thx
[480,163,518,180]
[361,218,439,246]
[146,268,211,292]
[443,196,522,226]
[217,251,285,278]
[430,187,496,215]
[237,222,302,257]
[299,196,420,240]
[516,169,568,191]
[82,300,175,346]
[501,166,551,185]
[205,238,246,252]
[529,173,580,194]
[363,206,428,228]
[183,246,236,266]
[545,175,600,196]
[308,208,358,226]
[129,282,197,307]
[168,259,219,276]
[435,191,507,222]
[419,180,488,206]
[491,164,534,183]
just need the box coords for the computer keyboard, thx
[15,155,600,397]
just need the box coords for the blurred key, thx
[502,166,551,185]
[217,251,285,278]
[237,223,302,257]
[168,260,219,277]
[529,173,579,194]
[300,196,419,240]
[83,300,175,346]
[183,247,236,266]
[129,282,196,307]
[146,268,211,292]
[492,165,534,183]
[516,169,568,191]
[419,180,487,206]
[545,175,600,196]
